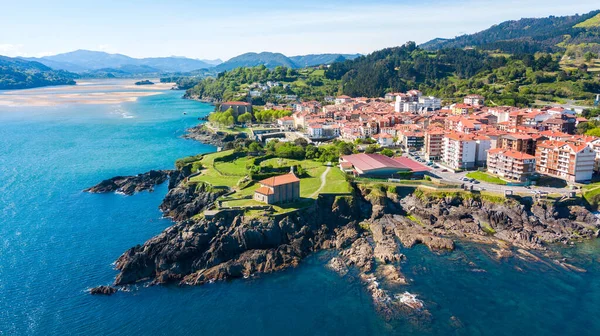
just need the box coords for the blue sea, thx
[1,83,600,335]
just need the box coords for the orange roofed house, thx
[487,148,536,182]
[254,173,300,204]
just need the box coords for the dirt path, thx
[310,166,331,198]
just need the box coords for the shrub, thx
[387,185,397,194]
[175,154,203,169]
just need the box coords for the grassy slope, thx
[574,14,600,28]
[466,171,508,185]
[190,152,352,212]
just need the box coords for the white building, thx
[418,96,442,111]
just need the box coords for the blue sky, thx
[0,0,598,60]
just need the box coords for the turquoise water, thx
[1,88,600,335]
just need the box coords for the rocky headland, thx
[87,161,600,320]
[85,170,173,195]
[183,125,248,148]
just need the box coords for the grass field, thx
[189,153,352,212]
[214,156,251,176]
[466,171,508,185]
[188,150,240,187]
[320,168,353,193]
[259,158,322,169]
[582,182,600,209]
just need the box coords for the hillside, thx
[0,56,77,90]
[289,53,361,67]
[25,50,215,74]
[184,65,339,103]
[421,10,600,54]
[325,41,599,106]
[215,52,362,72]
[215,52,297,72]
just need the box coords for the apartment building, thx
[441,133,490,169]
[498,133,535,155]
[535,140,595,183]
[487,148,536,182]
[424,129,444,161]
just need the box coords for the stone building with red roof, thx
[254,173,300,204]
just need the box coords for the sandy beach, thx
[0,79,175,107]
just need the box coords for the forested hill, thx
[421,10,600,54]
[0,56,77,90]
[215,52,361,72]
[325,42,505,97]
[325,41,600,106]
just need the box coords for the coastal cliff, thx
[89,165,600,316]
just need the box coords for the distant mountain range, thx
[214,52,361,72]
[23,50,219,75]
[18,50,361,77]
[421,10,600,54]
[0,56,77,90]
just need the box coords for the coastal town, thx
[200,89,600,207]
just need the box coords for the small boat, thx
[183,112,187,115]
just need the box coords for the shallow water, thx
[1,85,600,335]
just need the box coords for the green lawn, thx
[320,168,353,193]
[188,150,241,188]
[582,184,600,209]
[189,154,352,213]
[259,158,322,169]
[214,156,251,176]
[466,171,508,185]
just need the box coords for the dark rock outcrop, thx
[184,126,247,148]
[90,286,117,295]
[400,194,600,250]
[160,181,228,221]
[85,170,172,195]
[114,195,364,286]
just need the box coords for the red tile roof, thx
[255,186,274,195]
[488,148,535,160]
[341,153,409,172]
[393,157,431,172]
[222,101,251,106]
[259,173,300,187]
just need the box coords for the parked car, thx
[462,177,470,181]
[473,180,480,184]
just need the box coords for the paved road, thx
[432,168,574,196]
[405,154,574,196]
[310,166,331,198]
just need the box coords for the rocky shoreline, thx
[183,125,248,148]
[87,161,600,317]
[85,170,173,195]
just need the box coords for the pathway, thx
[309,166,331,198]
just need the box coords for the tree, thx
[305,145,320,159]
[248,142,262,152]
[380,149,394,157]
[584,52,598,63]
[365,145,380,154]
[238,112,253,124]
[586,128,600,137]
[294,138,309,147]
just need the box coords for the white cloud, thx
[0,44,25,56]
